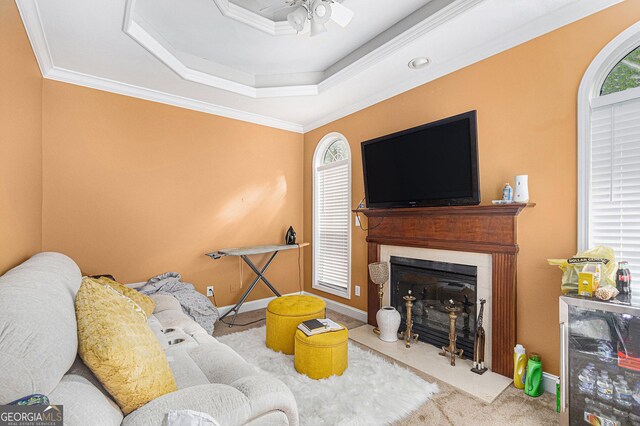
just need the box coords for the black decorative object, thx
[285,226,297,245]
[471,299,488,375]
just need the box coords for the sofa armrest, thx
[122,384,252,426]
[231,375,299,426]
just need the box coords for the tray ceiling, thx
[18,0,621,132]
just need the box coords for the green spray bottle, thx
[524,353,543,397]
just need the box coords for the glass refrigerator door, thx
[564,301,640,426]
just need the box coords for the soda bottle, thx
[616,261,632,295]
[625,262,632,295]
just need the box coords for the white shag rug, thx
[217,326,438,426]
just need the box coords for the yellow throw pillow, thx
[94,276,155,317]
[76,278,176,414]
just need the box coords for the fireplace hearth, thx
[390,256,477,360]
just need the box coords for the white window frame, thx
[578,21,640,250]
[312,132,352,299]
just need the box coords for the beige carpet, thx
[213,308,559,425]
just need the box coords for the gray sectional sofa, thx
[0,252,299,425]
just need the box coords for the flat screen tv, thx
[361,111,479,209]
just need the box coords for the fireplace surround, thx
[390,256,478,360]
[358,203,533,377]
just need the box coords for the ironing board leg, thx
[241,253,282,297]
[218,252,281,327]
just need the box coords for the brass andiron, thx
[399,290,419,348]
[368,262,389,336]
[440,299,464,366]
[471,299,487,375]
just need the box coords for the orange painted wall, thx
[42,81,304,306]
[0,2,43,274]
[304,1,640,375]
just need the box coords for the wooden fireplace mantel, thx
[358,203,534,377]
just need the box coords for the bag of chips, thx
[548,246,616,294]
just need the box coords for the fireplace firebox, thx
[390,256,478,360]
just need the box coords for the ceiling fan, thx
[260,0,354,36]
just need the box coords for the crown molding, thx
[303,0,623,131]
[16,0,622,134]
[16,0,304,132]
[15,0,53,75]
[44,66,305,132]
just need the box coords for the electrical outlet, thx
[355,215,361,227]
[206,286,214,297]
[355,285,361,297]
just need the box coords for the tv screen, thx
[362,111,479,208]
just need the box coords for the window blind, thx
[590,97,640,296]
[315,159,350,292]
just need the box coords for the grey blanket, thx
[139,272,219,334]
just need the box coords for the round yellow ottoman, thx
[294,327,348,379]
[266,295,325,355]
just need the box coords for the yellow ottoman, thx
[294,327,349,380]
[266,295,325,355]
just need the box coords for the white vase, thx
[376,307,401,342]
[513,175,529,203]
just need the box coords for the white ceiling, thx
[18,0,621,132]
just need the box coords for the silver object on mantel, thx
[398,290,419,348]
[368,261,389,336]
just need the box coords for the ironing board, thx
[206,243,309,326]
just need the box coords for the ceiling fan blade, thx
[259,2,293,14]
[330,2,353,28]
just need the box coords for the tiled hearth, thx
[349,325,512,404]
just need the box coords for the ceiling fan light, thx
[311,0,331,25]
[287,6,307,32]
[310,19,327,37]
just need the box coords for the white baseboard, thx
[543,371,559,395]
[217,292,302,316]
[303,291,368,322]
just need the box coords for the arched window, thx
[579,22,640,296]
[313,133,351,298]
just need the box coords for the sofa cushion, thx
[187,342,256,385]
[150,294,182,313]
[49,373,123,426]
[0,252,82,404]
[76,278,177,414]
[95,276,155,316]
[122,384,253,426]
[165,347,210,390]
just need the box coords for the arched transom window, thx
[313,134,351,299]
[600,46,640,96]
